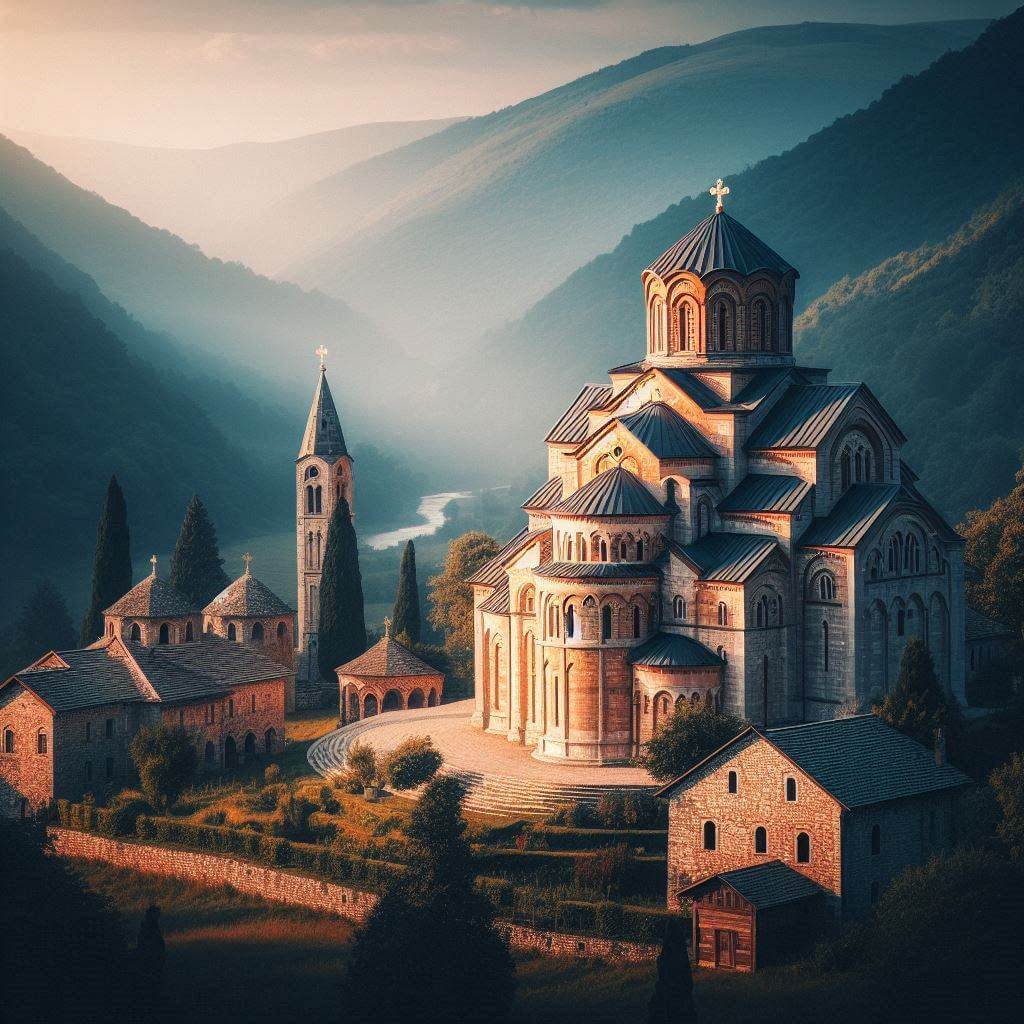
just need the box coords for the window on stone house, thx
[632,606,642,638]
[130,623,141,642]
[315,486,323,514]
[185,621,194,642]
[228,698,235,719]
[855,449,863,482]
[208,702,216,725]
[840,449,851,492]
[601,605,612,642]
[251,694,257,713]
[37,731,47,755]
[755,826,767,854]
[566,604,576,640]
[786,776,798,802]
[252,622,264,642]
[3,727,14,753]
[703,821,717,851]
[277,621,287,641]
[796,832,811,863]
[727,770,738,794]
[888,535,901,574]
[105,718,114,739]
[306,485,315,514]
[871,824,881,855]
[159,623,170,645]
[600,539,608,561]
[107,622,114,637]
[228,623,237,641]
[619,540,627,561]
[904,534,920,573]
[673,595,684,619]
[717,602,728,627]
[637,539,644,560]
[756,595,769,628]
[818,574,836,602]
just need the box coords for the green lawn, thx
[73,860,880,1024]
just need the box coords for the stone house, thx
[469,184,965,765]
[0,633,288,817]
[657,714,971,928]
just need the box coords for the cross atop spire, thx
[709,177,730,213]
[316,345,328,372]
[242,552,253,576]
[150,554,158,577]
[383,616,392,638]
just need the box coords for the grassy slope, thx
[276,22,983,352]
[450,9,1024,501]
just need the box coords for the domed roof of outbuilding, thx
[647,210,797,280]
[553,467,667,518]
[204,571,292,618]
[104,574,196,618]
[336,634,442,678]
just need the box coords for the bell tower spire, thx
[295,348,354,698]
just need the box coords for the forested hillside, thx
[453,9,1024,500]
[256,21,981,351]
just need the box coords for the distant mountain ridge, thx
[250,20,985,354]
[452,9,1024,500]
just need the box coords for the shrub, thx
[372,814,403,837]
[243,784,284,812]
[574,844,631,896]
[594,901,624,936]
[596,792,626,828]
[545,802,599,827]
[279,792,317,839]
[643,699,744,781]
[346,741,379,790]
[263,764,282,785]
[201,809,227,826]
[383,736,443,791]
[129,724,198,811]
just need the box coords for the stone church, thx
[470,182,965,765]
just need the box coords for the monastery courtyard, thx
[308,700,656,817]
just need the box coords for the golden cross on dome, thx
[383,616,392,637]
[150,554,158,576]
[315,345,328,371]
[242,552,253,576]
[709,178,730,213]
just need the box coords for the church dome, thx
[647,210,797,281]
[104,573,196,618]
[553,466,667,518]
[204,571,292,618]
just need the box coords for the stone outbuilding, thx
[336,624,444,723]
[102,558,202,646]
[204,557,297,710]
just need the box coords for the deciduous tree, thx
[129,725,198,811]
[384,736,443,791]
[169,495,230,608]
[318,497,366,683]
[991,753,1024,859]
[643,698,744,782]
[80,475,131,644]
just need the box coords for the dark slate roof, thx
[799,484,900,548]
[466,528,549,586]
[673,533,779,583]
[746,383,862,450]
[681,861,823,909]
[966,606,1014,641]
[765,715,971,809]
[545,384,613,445]
[657,369,724,410]
[130,636,290,700]
[716,369,806,412]
[619,403,718,460]
[336,635,442,678]
[14,647,149,712]
[535,561,661,581]
[204,572,293,617]
[553,468,666,518]
[718,474,812,515]
[647,211,796,280]
[522,476,564,512]
[479,577,511,615]
[105,574,197,618]
[299,368,349,460]
[628,632,722,668]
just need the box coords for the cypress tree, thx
[391,539,422,645]
[876,637,958,750]
[648,918,697,1023]
[168,495,230,608]
[318,497,366,682]
[80,475,131,644]
[1,581,76,677]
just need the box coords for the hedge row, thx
[530,826,667,854]
[56,799,146,838]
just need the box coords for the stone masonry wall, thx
[50,828,660,964]
[0,683,54,815]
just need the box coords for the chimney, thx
[934,727,947,767]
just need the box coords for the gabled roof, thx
[553,467,667,518]
[672,532,779,583]
[656,369,724,410]
[966,606,1014,641]
[13,645,150,712]
[534,561,661,581]
[336,635,442,679]
[656,715,971,809]
[718,474,812,515]
[619,402,718,460]
[647,210,796,280]
[746,382,861,449]
[628,632,722,668]
[299,368,349,460]
[799,484,900,548]
[522,476,564,512]
[479,577,511,615]
[105,574,197,618]
[679,861,823,909]
[545,384,613,445]
[715,369,808,412]
[466,528,549,586]
[204,571,293,618]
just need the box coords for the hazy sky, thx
[1,1,1014,147]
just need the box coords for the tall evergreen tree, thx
[168,495,230,608]
[391,539,422,645]
[318,497,366,683]
[648,918,697,1024]
[80,475,131,644]
[0,581,76,678]
[876,637,959,751]
[340,776,516,1022]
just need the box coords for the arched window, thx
[580,539,588,561]
[250,694,257,713]
[204,741,216,764]
[888,535,902,574]
[228,698,235,719]
[752,297,772,351]
[565,604,576,640]
[566,538,573,561]
[840,449,851,493]
[822,621,829,672]
[107,621,114,637]
[727,770,738,794]
[679,300,697,351]
[305,485,315,514]
[871,824,881,855]
[314,486,322,514]
[130,622,141,642]
[3,728,14,753]
[600,540,608,562]
[601,605,613,642]
[697,499,711,538]
[632,606,642,639]
[228,623,237,641]
[185,621,194,642]
[869,551,881,581]
[897,608,906,637]
[796,832,811,864]
[904,534,920,573]
[717,602,728,627]
[756,594,769,628]
[158,623,170,645]
[703,821,717,851]
[673,595,685,619]
[785,776,797,802]
[277,621,287,641]
[252,622,264,642]
[755,826,767,854]
[37,731,47,755]
[304,465,319,480]
[712,299,733,351]
[636,539,644,561]
[855,449,863,482]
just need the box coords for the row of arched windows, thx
[304,484,323,515]
[119,620,196,644]
[225,621,288,644]
[886,532,922,575]
[754,594,784,627]
[649,293,791,355]
[702,820,811,863]
[838,445,875,492]
[556,530,654,563]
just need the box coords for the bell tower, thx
[296,346,354,689]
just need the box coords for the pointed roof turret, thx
[204,556,293,618]
[299,349,349,460]
[104,573,197,618]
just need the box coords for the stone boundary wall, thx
[50,828,659,964]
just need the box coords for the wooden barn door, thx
[715,929,736,969]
